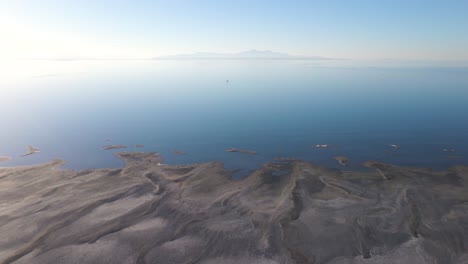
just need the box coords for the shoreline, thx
[1,152,467,263]
[1,151,467,175]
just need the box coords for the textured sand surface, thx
[0,152,467,264]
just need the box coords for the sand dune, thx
[0,152,467,263]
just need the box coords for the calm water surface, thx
[1,60,468,173]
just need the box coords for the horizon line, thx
[3,57,468,64]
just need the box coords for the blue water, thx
[1,60,468,172]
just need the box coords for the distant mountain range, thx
[17,50,333,61]
[153,50,331,60]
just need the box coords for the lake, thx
[1,59,468,173]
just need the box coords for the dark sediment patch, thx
[0,152,467,264]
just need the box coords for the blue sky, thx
[0,0,467,60]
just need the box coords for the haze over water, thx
[1,60,468,172]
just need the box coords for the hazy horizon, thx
[1,1,467,62]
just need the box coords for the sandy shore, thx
[0,152,467,263]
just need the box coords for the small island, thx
[135,144,144,148]
[0,156,12,162]
[20,145,41,157]
[102,145,127,150]
[226,148,257,155]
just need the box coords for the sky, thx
[0,0,467,61]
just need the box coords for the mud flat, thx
[0,153,468,264]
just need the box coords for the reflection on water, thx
[1,60,468,170]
